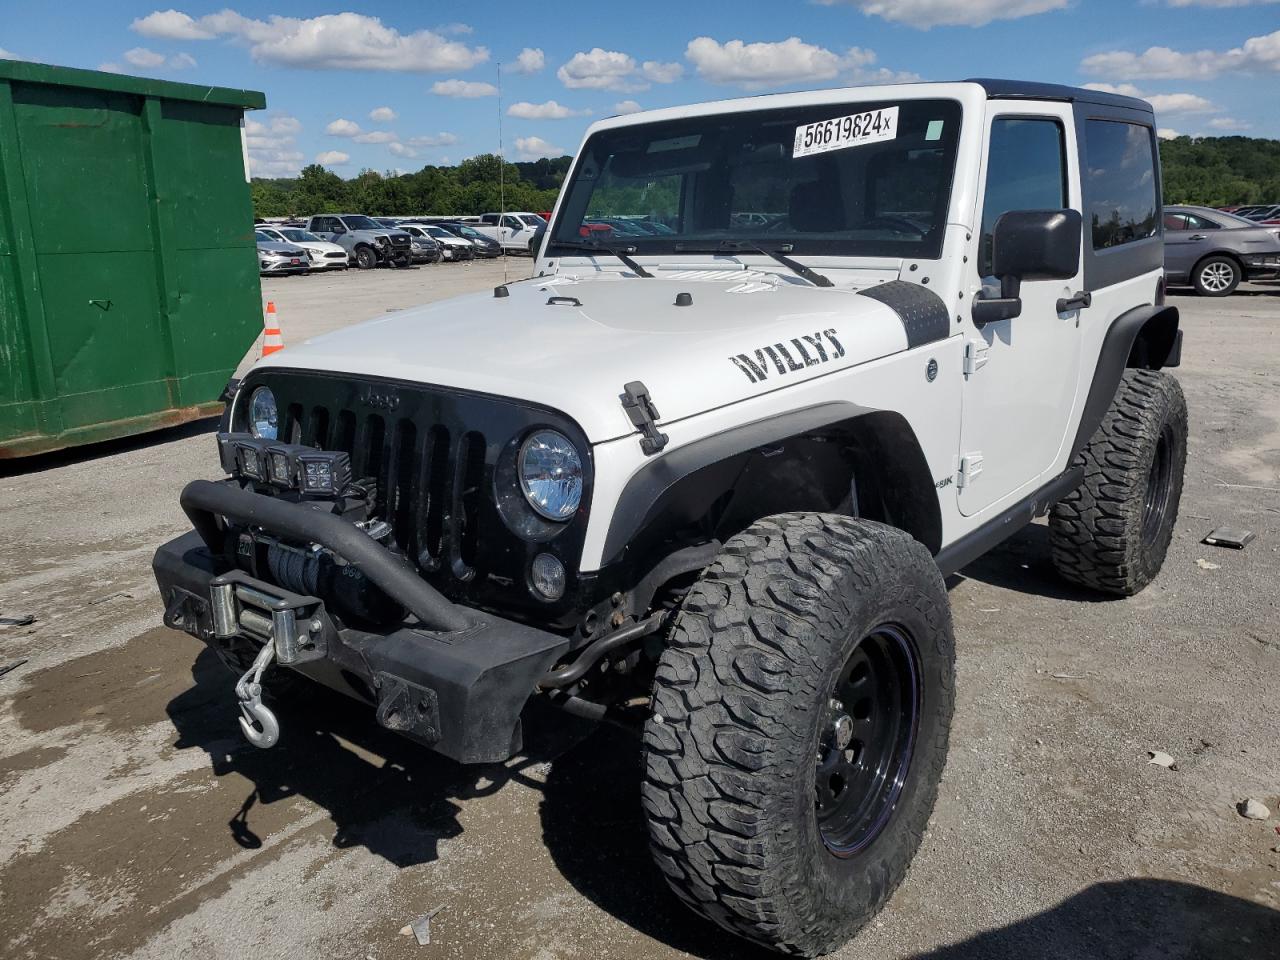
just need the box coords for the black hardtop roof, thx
[965,78,1152,114]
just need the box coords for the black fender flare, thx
[1069,303,1180,459]
[599,403,942,566]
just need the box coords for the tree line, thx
[249,135,1279,219]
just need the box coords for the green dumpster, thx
[0,60,266,458]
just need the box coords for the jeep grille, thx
[235,370,593,620]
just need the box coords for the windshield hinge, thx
[620,381,669,456]
[963,340,990,377]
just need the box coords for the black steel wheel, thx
[643,513,954,956]
[816,624,920,857]
[1050,369,1188,595]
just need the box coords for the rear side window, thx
[979,118,1067,276]
[1084,120,1158,250]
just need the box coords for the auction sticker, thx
[793,106,898,159]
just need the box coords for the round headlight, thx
[248,386,278,440]
[519,430,583,521]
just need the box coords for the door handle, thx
[1056,291,1092,313]
[1188,234,1207,241]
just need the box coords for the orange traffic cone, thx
[261,301,285,357]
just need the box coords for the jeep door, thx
[959,103,1086,516]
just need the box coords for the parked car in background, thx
[401,223,474,261]
[473,211,544,253]
[306,214,413,269]
[434,222,502,258]
[407,231,443,264]
[1236,204,1280,224]
[257,226,349,270]
[254,230,310,275]
[1163,205,1280,296]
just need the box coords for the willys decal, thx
[729,329,845,384]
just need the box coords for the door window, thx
[979,118,1067,275]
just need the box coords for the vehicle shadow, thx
[912,878,1276,960]
[165,651,1277,958]
[947,522,1115,603]
[165,646,599,868]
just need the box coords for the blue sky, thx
[1,1,1276,177]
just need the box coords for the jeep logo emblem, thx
[729,329,845,384]
[362,390,400,411]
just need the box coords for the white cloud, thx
[131,9,216,40]
[1157,128,1181,139]
[685,37,912,89]
[249,148,304,177]
[509,47,545,74]
[388,141,417,157]
[1082,83,1215,114]
[1208,116,1252,130]
[431,79,499,98]
[354,130,398,144]
[641,60,684,83]
[268,114,302,134]
[514,136,566,160]
[122,47,197,70]
[558,48,647,92]
[1081,29,1280,79]
[0,48,20,60]
[408,132,459,147]
[325,118,362,137]
[244,113,304,177]
[132,10,489,72]
[315,150,350,165]
[812,0,1069,27]
[99,62,123,73]
[614,99,643,114]
[507,99,591,120]
[369,106,397,122]
[436,22,473,35]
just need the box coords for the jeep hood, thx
[257,272,921,443]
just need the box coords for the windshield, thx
[280,229,319,242]
[254,230,273,242]
[550,98,962,259]
[425,226,451,238]
[341,216,381,230]
[452,225,486,241]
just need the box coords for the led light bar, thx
[216,433,351,496]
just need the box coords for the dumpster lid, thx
[0,59,265,110]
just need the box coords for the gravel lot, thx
[1,262,1277,960]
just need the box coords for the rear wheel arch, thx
[601,406,943,573]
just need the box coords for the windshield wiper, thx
[550,239,653,278]
[673,240,833,288]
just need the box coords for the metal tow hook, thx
[234,641,280,749]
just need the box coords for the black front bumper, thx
[154,480,570,763]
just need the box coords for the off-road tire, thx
[1049,370,1187,595]
[1192,255,1240,297]
[642,513,955,956]
[353,245,377,270]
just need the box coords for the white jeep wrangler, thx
[154,79,1185,956]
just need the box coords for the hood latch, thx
[620,381,669,456]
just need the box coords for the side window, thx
[502,215,522,230]
[481,214,497,225]
[1084,120,1158,250]
[1163,214,1188,231]
[1184,213,1219,231]
[979,118,1067,276]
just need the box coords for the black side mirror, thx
[972,209,1082,326]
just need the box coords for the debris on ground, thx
[1050,673,1087,680]
[400,907,444,946]
[0,613,36,627]
[1203,527,1255,550]
[1239,799,1271,820]
[0,659,29,679]
[88,591,133,605]
[1196,558,1221,570]
[1147,751,1176,769]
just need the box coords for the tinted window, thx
[1084,120,1158,250]
[979,118,1067,275]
